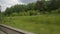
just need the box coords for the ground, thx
[1,14,60,34]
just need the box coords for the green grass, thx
[2,14,60,34]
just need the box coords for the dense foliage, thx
[1,0,60,34]
[4,0,60,16]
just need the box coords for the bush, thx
[19,10,38,16]
[11,12,18,16]
[51,8,60,14]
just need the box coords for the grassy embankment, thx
[2,14,60,34]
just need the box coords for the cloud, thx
[18,0,37,4]
[0,0,37,11]
[0,0,21,11]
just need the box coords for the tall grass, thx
[2,14,60,34]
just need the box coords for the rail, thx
[0,24,34,34]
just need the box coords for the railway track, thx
[0,24,34,34]
[0,31,6,34]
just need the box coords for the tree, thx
[0,6,1,22]
[36,0,48,13]
[4,8,12,16]
[27,3,36,10]
[36,0,60,13]
[4,4,27,16]
[0,6,1,13]
[0,6,4,23]
[47,0,60,13]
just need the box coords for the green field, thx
[2,14,60,34]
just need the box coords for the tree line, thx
[3,0,60,16]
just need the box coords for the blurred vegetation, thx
[2,0,60,16]
[2,15,60,34]
[1,0,60,34]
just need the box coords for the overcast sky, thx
[0,0,37,11]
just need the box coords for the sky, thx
[0,0,37,11]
